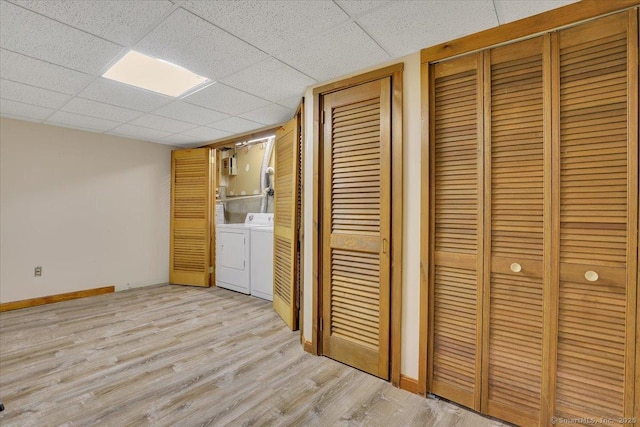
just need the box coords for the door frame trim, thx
[311,63,404,386]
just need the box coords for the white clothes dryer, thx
[215,223,250,294]
[215,213,273,295]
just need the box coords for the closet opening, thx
[169,120,304,333]
[207,109,305,333]
[214,136,276,299]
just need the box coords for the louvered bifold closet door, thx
[554,11,638,423]
[482,37,547,427]
[295,102,304,324]
[170,148,212,287]
[322,78,391,379]
[430,53,483,409]
[273,117,299,330]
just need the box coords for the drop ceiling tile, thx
[184,84,270,116]
[277,96,303,110]
[0,79,71,109]
[275,22,390,82]
[0,49,94,95]
[12,0,174,46]
[61,98,143,123]
[129,114,197,134]
[356,1,499,57]
[493,0,579,24]
[334,0,390,18]
[182,0,349,55]
[0,98,54,121]
[149,137,184,147]
[170,141,202,148]
[135,8,267,80]
[240,104,294,125]
[78,78,173,112]
[182,126,231,141]
[209,116,263,134]
[46,111,120,132]
[0,113,42,123]
[221,57,315,102]
[0,1,123,75]
[109,123,172,141]
[159,134,199,145]
[152,101,229,126]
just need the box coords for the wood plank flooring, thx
[0,285,505,427]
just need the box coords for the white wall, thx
[302,52,422,379]
[0,118,174,303]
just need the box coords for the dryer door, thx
[216,229,250,294]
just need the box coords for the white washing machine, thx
[250,217,274,301]
[215,213,273,295]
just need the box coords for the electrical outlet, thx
[34,266,42,277]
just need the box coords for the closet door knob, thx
[510,263,522,273]
[585,270,599,282]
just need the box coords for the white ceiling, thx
[0,0,578,147]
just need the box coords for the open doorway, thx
[213,136,276,298]
[210,110,303,334]
[170,115,304,332]
[210,113,304,332]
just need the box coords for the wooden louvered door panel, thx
[322,78,391,379]
[170,147,212,287]
[554,11,638,423]
[430,53,483,409]
[296,102,304,326]
[273,117,299,330]
[482,37,547,426]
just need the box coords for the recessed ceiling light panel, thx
[103,51,210,97]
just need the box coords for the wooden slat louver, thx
[274,235,292,302]
[273,118,299,330]
[555,12,637,422]
[331,249,380,348]
[323,78,391,379]
[430,53,482,409]
[170,148,211,287]
[484,37,545,426]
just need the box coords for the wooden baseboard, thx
[0,286,115,312]
[400,375,419,394]
[303,338,314,354]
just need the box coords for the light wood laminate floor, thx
[0,285,505,427]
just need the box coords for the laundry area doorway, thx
[169,110,304,332]
[214,135,276,299]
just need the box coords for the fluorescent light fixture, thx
[247,136,275,144]
[103,51,210,97]
[236,136,275,147]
